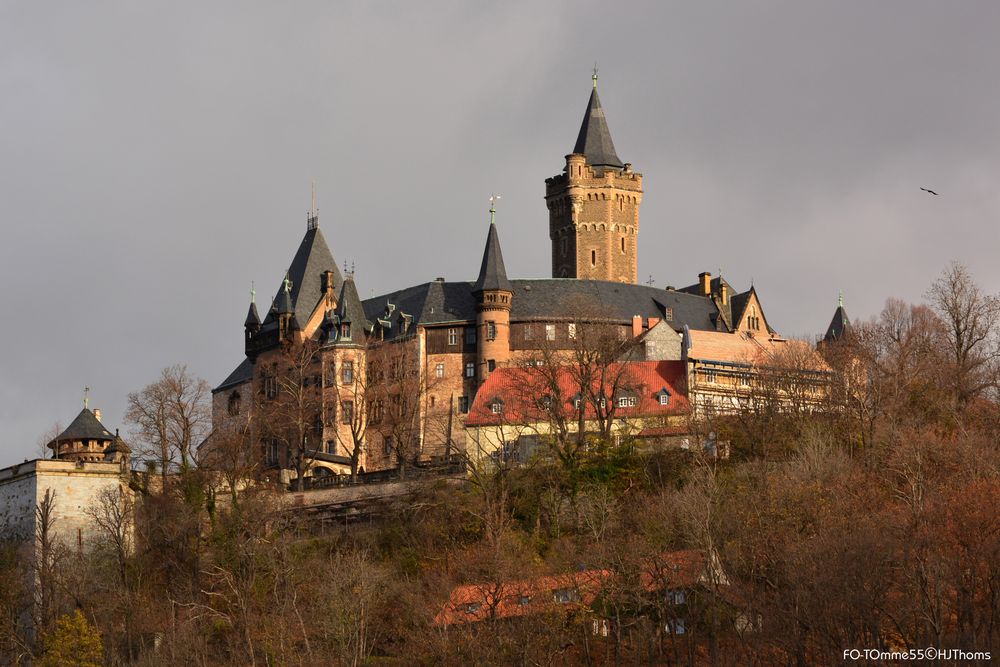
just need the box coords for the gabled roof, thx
[472,222,512,293]
[824,305,851,342]
[685,330,830,372]
[50,408,114,444]
[266,226,342,326]
[466,360,689,427]
[573,87,624,169]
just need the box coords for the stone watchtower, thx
[472,201,513,384]
[545,74,642,283]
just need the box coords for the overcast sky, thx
[2,1,999,459]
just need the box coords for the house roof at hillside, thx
[686,330,828,371]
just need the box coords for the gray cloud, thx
[2,1,998,458]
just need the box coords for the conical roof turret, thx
[572,75,624,170]
[472,205,512,294]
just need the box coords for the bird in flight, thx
[920,187,939,196]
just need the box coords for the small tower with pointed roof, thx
[473,199,513,383]
[823,293,851,344]
[244,283,261,356]
[47,402,122,463]
[545,71,643,283]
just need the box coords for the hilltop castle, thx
[209,77,826,478]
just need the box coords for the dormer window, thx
[656,390,671,406]
[616,394,637,408]
[340,323,351,340]
[490,398,503,415]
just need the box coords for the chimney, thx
[322,270,335,294]
[632,315,643,337]
[93,409,102,422]
[647,317,661,329]
[698,272,711,296]
[719,281,728,305]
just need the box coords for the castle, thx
[209,76,830,478]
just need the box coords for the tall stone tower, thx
[473,201,513,384]
[545,74,642,283]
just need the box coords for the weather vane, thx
[84,386,90,409]
[592,63,598,88]
[250,280,256,304]
[489,194,501,224]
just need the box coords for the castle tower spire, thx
[546,73,643,283]
[473,198,513,383]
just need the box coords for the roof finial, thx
[250,280,256,304]
[489,193,501,225]
[307,181,318,230]
[838,291,844,309]
[283,273,292,294]
[592,63,598,89]
[83,386,90,410]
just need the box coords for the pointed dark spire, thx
[823,293,851,342]
[335,273,370,338]
[473,205,512,294]
[275,274,294,315]
[572,79,624,170]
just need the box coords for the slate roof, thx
[362,279,720,342]
[50,408,114,444]
[265,226,342,326]
[573,87,624,169]
[471,222,512,293]
[334,275,371,341]
[214,357,254,393]
[824,305,851,342]
[244,301,261,327]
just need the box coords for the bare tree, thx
[926,262,1000,406]
[126,365,211,485]
[86,486,134,588]
[32,490,64,635]
[256,339,324,491]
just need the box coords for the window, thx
[666,618,685,635]
[665,307,673,322]
[340,322,351,340]
[658,392,671,406]
[545,324,555,341]
[341,400,354,424]
[465,327,476,344]
[264,375,278,399]
[553,588,578,604]
[464,602,481,615]
[486,321,496,341]
[487,359,496,372]
[519,595,531,606]
[621,237,626,253]
[568,323,576,339]
[591,249,596,266]
[448,328,459,346]
[524,325,533,340]
[342,361,354,384]
[667,589,686,605]
[384,436,393,455]
[573,397,582,410]
[430,395,436,407]
[459,396,469,413]
[465,362,475,378]
[617,395,637,408]
[435,363,445,378]
[592,619,610,637]
[490,401,503,414]
[313,414,323,437]
[560,236,567,257]
[227,392,241,416]
[325,440,337,455]
[325,362,336,387]
[264,438,280,466]
[739,373,751,387]
[705,369,717,383]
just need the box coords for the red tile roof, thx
[435,550,710,627]
[466,360,690,427]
